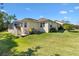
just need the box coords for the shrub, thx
[55,54,60,56]
[29,28,42,34]
[29,28,37,34]
[58,26,64,30]
[63,24,74,31]
[49,28,57,32]
[58,26,64,32]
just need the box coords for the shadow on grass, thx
[30,32,44,35]
[58,30,65,33]
[50,54,60,56]
[35,32,45,35]
[69,30,79,33]
[54,54,60,56]
[0,35,18,56]
[49,30,65,33]
[16,46,42,56]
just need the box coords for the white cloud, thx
[74,6,79,10]
[69,10,74,13]
[39,16,44,18]
[25,8,31,11]
[0,9,6,12]
[59,10,68,14]
[64,17,72,20]
[64,16,68,19]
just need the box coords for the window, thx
[40,23,45,27]
[24,23,27,27]
[40,23,42,27]
[43,23,45,27]
[14,23,18,27]
[50,25,52,27]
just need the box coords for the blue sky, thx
[1,3,79,24]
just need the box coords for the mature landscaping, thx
[1,3,79,56]
[0,30,79,56]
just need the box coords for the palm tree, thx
[8,15,15,24]
[5,14,16,24]
[2,12,17,29]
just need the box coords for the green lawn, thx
[1,30,79,56]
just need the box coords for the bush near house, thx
[29,28,36,34]
[58,26,64,32]
[49,26,64,33]
[49,28,57,32]
[29,28,41,34]
[63,24,74,31]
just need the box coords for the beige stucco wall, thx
[40,22,49,33]
[42,21,61,33]
[43,22,49,33]
[48,21,60,31]
[8,26,21,36]
[8,29,15,35]
[27,22,40,31]
[8,21,40,36]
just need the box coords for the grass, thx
[1,30,79,56]
[0,32,18,55]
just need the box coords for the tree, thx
[3,14,17,30]
[0,12,4,31]
[63,23,74,31]
[0,9,17,31]
[74,25,79,29]
[7,14,16,24]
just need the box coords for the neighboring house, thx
[8,18,61,36]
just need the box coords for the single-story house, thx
[8,18,61,36]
